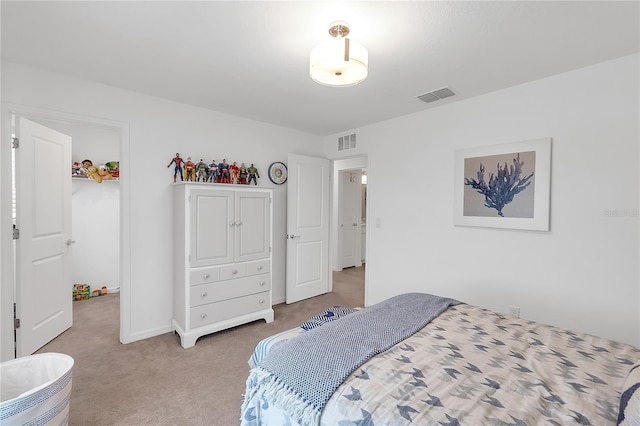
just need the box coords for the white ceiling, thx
[2,1,639,136]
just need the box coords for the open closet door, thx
[286,154,330,303]
[15,117,73,356]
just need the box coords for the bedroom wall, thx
[0,61,323,357]
[323,53,640,347]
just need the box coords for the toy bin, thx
[0,353,74,425]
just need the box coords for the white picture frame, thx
[454,138,551,231]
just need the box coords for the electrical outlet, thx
[508,306,520,318]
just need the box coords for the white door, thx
[340,171,361,269]
[286,154,330,303]
[15,117,73,356]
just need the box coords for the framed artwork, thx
[454,138,551,231]
[268,161,288,185]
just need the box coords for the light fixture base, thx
[328,21,350,38]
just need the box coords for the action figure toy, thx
[229,162,240,184]
[167,153,184,182]
[208,160,218,183]
[184,157,196,181]
[247,163,260,185]
[239,163,248,184]
[218,159,230,183]
[195,159,208,182]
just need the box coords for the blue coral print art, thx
[463,151,536,218]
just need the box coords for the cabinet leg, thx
[181,334,197,349]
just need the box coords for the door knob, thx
[66,239,76,246]
[288,234,300,239]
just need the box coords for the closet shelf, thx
[72,176,119,182]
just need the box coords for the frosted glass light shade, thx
[310,38,368,87]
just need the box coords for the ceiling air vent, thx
[417,87,456,104]
[338,133,356,151]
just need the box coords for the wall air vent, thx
[338,133,357,151]
[417,87,456,104]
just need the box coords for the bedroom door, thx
[285,154,330,303]
[14,117,73,356]
[339,171,361,269]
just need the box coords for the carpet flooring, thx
[36,266,365,425]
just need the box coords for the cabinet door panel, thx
[190,189,234,267]
[235,192,271,262]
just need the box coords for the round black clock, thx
[268,162,288,185]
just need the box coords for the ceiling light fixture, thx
[310,21,368,87]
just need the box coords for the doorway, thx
[339,169,366,269]
[36,119,121,298]
[8,111,124,356]
[332,156,368,304]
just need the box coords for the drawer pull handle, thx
[232,270,238,275]
[201,292,208,297]
[257,266,263,271]
[200,313,207,319]
[259,299,264,304]
[203,273,210,279]
[259,281,265,286]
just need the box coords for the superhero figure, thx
[239,163,248,184]
[184,157,196,181]
[229,162,240,184]
[218,159,230,183]
[195,159,208,182]
[167,153,184,182]
[208,160,218,183]
[247,163,260,185]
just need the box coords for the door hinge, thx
[13,303,20,329]
[12,137,19,149]
[12,227,20,240]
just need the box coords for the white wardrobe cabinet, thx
[172,183,274,348]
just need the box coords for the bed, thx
[241,293,640,426]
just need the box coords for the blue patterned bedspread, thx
[242,302,640,426]
[242,293,459,425]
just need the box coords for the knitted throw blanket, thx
[242,293,460,426]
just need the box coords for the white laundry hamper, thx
[0,353,74,426]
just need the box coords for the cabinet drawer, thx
[245,259,270,276]
[190,274,271,307]
[189,266,221,286]
[189,261,267,286]
[220,264,246,280]
[190,291,270,328]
